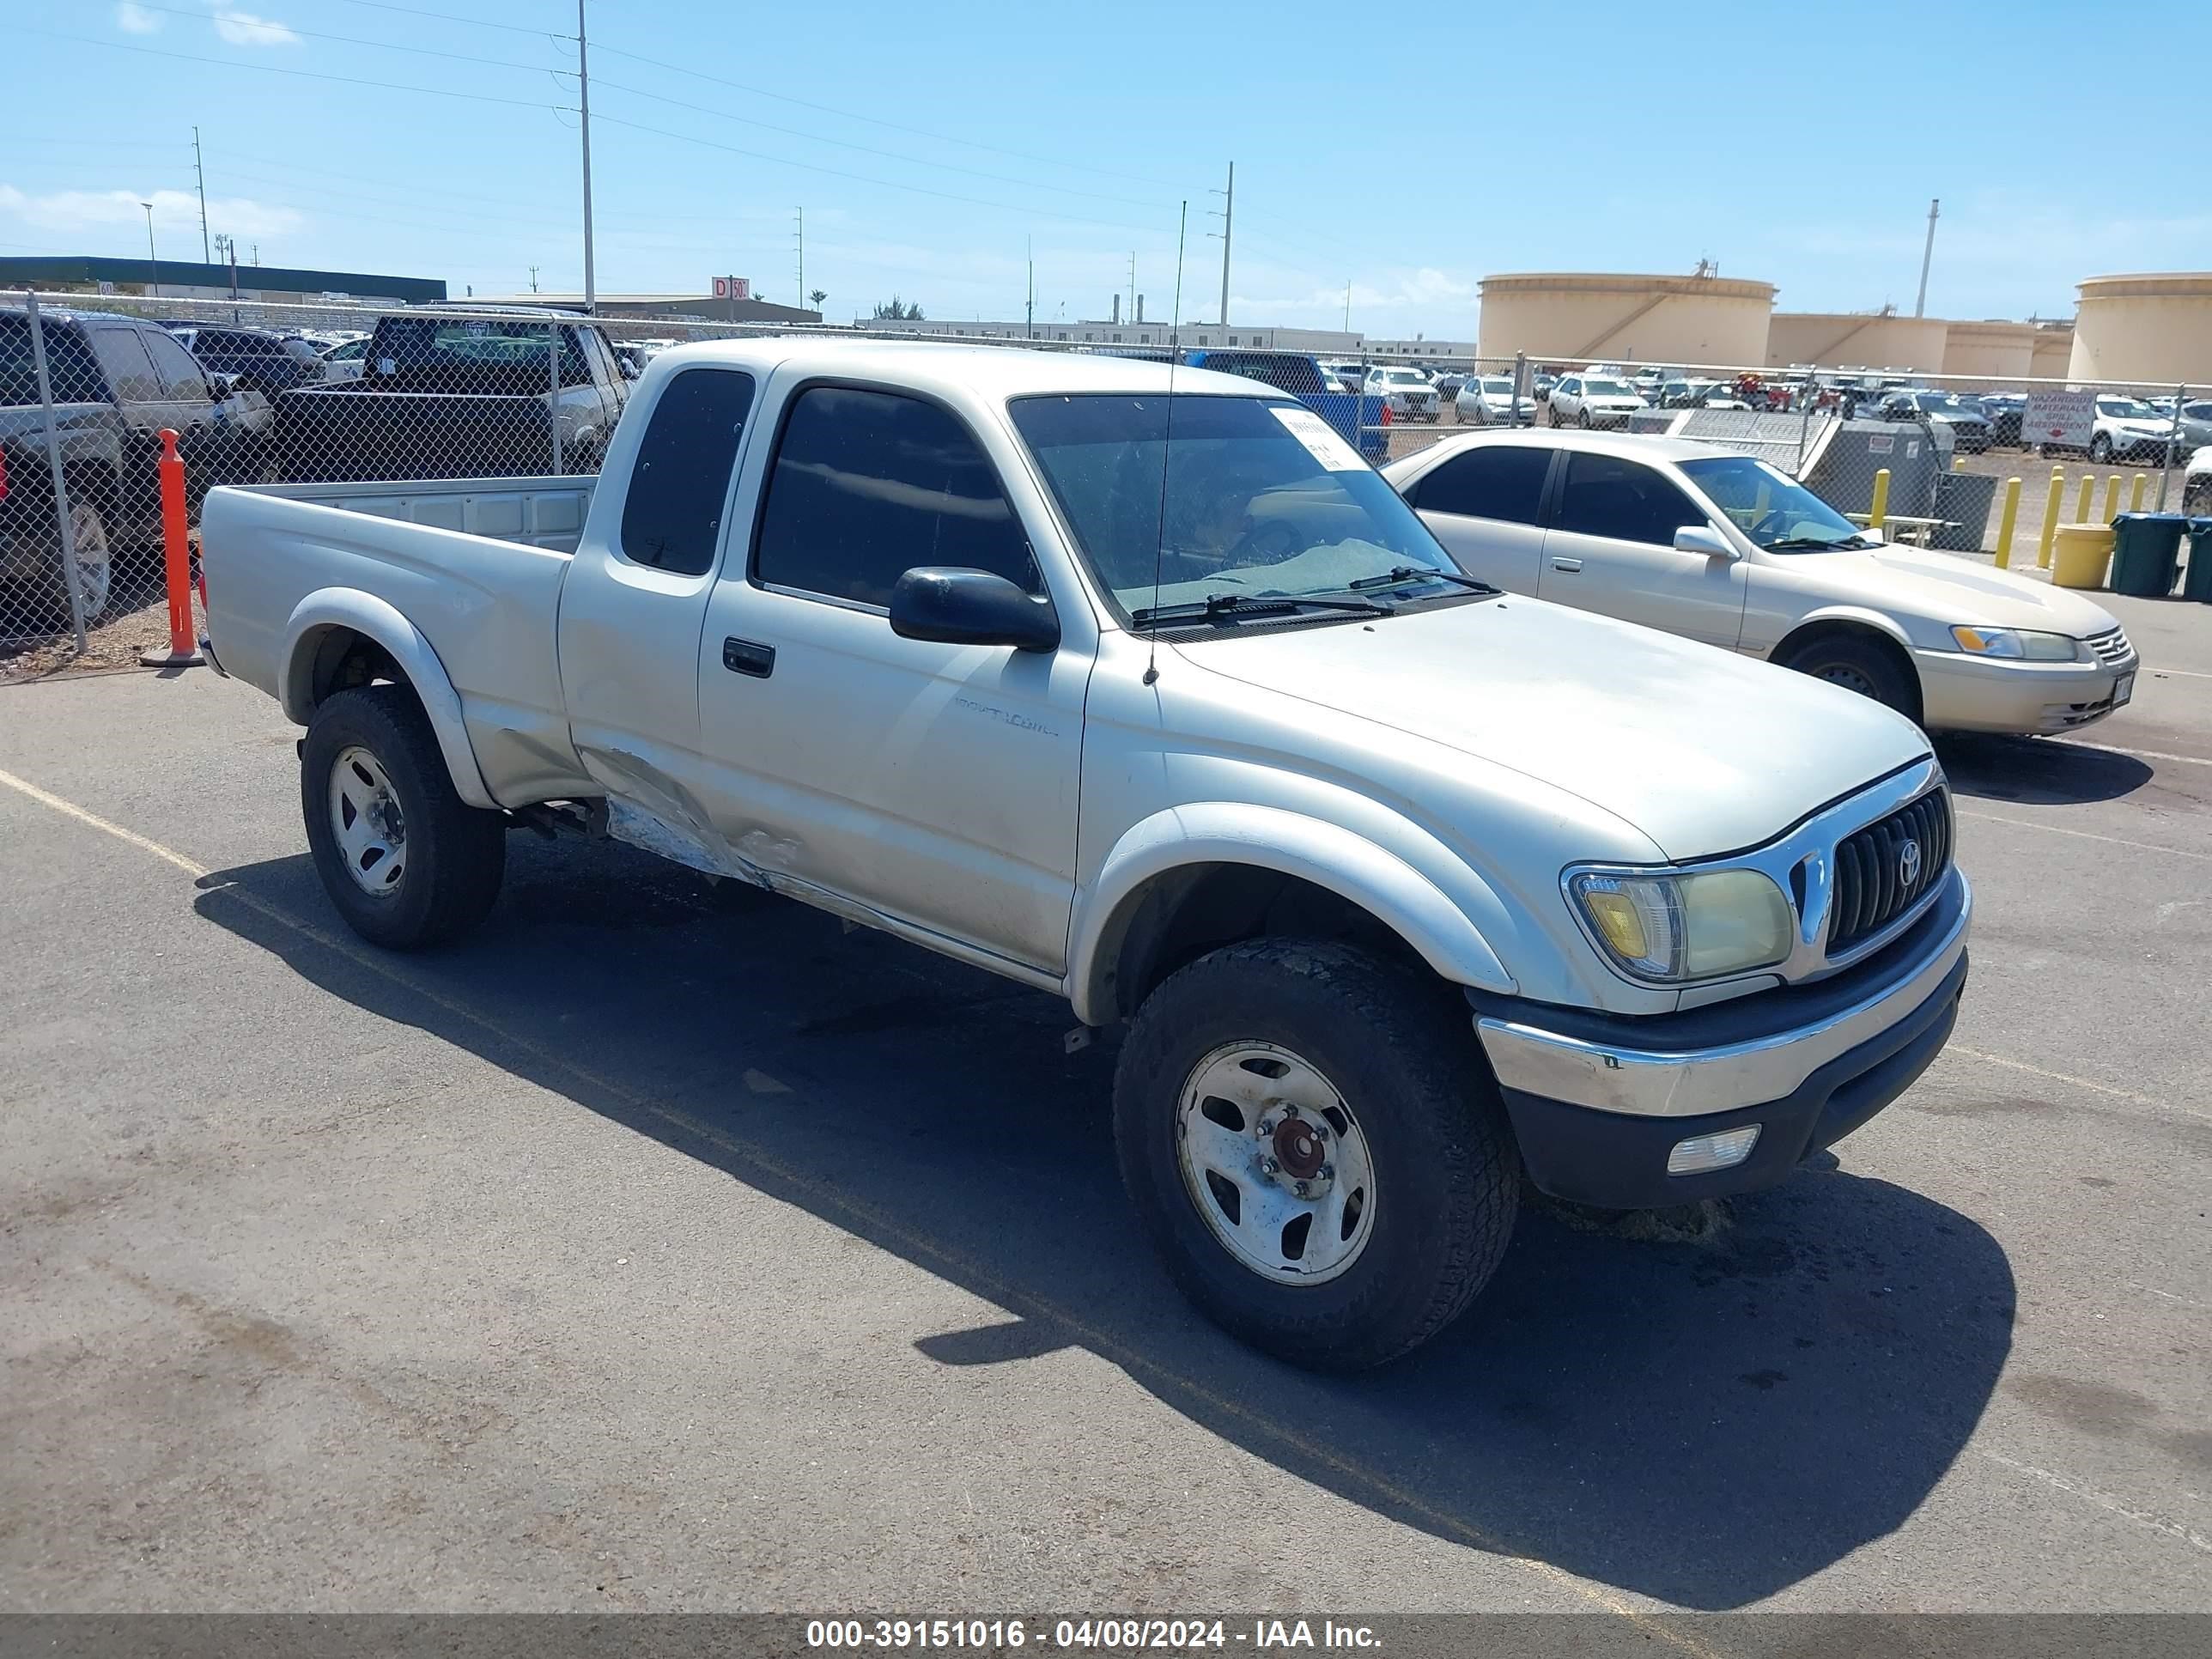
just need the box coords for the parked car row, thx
[198,338,1980,1371]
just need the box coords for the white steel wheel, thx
[67,501,112,622]
[1176,1040,1376,1285]
[327,744,409,896]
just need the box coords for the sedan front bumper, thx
[1469,872,1970,1208]
[1915,649,2136,733]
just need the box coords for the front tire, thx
[301,684,506,950]
[1113,939,1520,1370]
[2089,434,2112,464]
[1577,406,1592,428]
[1779,632,1920,722]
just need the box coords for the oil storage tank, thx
[1765,311,1949,378]
[1941,321,2035,389]
[2068,273,2212,386]
[1476,271,1774,368]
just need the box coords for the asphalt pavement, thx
[2,594,2207,1628]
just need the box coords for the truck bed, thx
[201,476,599,805]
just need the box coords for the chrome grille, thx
[1829,788,1952,954]
[2085,626,2134,666]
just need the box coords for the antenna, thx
[1145,201,1188,688]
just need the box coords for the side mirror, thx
[1674,525,1739,560]
[890,567,1060,653]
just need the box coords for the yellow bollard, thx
[2102,474,2122,524]
[2039,467,2065,568]
[1995,477,2021,568]
[1954,454,1967,472]
[2075,473,2095,522]
[2130,473,2147,514]
[1869,467,1891,532]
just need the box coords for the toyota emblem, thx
[1899,838,1923,887]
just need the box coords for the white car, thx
[1546,374,1646,429]
[1385,429,2136,735]
[319,337,369,382]
[199,341,1968,1369]
[1364,365,1439,421]
[1455,375,1536,426]
[2067,395,2183,466]
[2185,447,2210,515]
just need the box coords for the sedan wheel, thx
[1577,406,1592,428]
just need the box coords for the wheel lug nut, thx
[1261,1156,1280,1175]
[1293,1180,1310,1197]
[1281,1103,1300,1118]
[1257,1119,1275,1136]
[1319,1163,1334,1180]
[1310,1122,1328,1142]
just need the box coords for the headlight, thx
[1949,625,2079,661]
[1568,868,1794,982]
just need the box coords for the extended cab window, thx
[620,367,755,575]
[1553,451,1703,546]
[88,327,161,403]
[1414,445,1551,523]
[753,386,1036,607]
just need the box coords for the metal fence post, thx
[2156,384,2183,512]
[22,290,88,652]
[550,319,565,476]
[1795,377,1815,477]
[1511,351,1527,428]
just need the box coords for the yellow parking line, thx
[0,761,1717,1652]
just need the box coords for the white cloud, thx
[0,185,304,240]
[210,7,301,47]
[115,3,164,33]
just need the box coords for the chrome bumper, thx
[1475,872,1972,1118]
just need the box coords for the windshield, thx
[1678,453,1867,552]
[2097,396,2155,419]
[1009,393,1460,621]
[1917,392,1983,414]
[1381,369,1427,385]
[1585,378,1633,397]
[1480,379,1515,394]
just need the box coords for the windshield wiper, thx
[1130,592,1393,628]
[1766,534,1874,551]
[1346,565,1500,595]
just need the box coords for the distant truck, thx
[1105,347,1387,463]
[271,309,634,483]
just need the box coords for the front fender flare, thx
[280,587,496,809]
[1766,605,1919,659]
[1067,803,1517,1027]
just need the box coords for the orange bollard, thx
[139,428,204,667]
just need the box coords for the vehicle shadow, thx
[1936,731,2151,805]
[192,836,2016,1613]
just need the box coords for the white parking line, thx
[1943,1045,2212,1123]
[2144,666,2212,681]
[1956,808,2212,862]
[2051,738,2212,767]
[1979,1452,2212,1555]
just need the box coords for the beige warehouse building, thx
[1476,272,1775,366]
[1765,312,1948,375]
[2067,273,2212,386]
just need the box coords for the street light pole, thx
[1913,197,1939,319]
[576,0,598,313]
[140,201,159,299]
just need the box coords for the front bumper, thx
[1915,648,2136,733]
[1470,872,1970,1208]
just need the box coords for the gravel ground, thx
[1,601,2208,1626]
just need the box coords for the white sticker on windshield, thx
[1270,404,1366,472]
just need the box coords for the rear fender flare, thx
[280,587,496,809]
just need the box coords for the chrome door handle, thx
[1551,556,1583,573]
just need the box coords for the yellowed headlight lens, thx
[1680,870,1793,977]
[1581,888,1650,961]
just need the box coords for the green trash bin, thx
[2109,512,2186,598]
[2183,518,2212,604]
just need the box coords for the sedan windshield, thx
[1585,379,1633,397]
[2097,397,2155,419]
[1480,379,1515,394]
[1009,393,1462,621]
[1678,453,1869,552]
[1380,369,1428,386]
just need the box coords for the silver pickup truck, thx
[200,339,1971,1369]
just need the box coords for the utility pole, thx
[1343,279,1351,332]
[1207,162,1234,326]
[576,0,598,313]
[1026,235,1035,340]
[1171,200,1187,347]
[139,201,159,298]
[529,265,540,294]
[794,207,805,314]
[215,232,238,319]
[1127,251,1136,325]
[192,126,210,264]
[1913,197,1939,319]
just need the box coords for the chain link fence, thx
[4,286,2208,676]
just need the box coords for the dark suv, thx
[3,307,258,628]
[163,324,325,398]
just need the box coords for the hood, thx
[1171,598,1929,861]
[1926,410,1986,426]
[1798,544,2121,636]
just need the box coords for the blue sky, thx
[9,0,2209,333]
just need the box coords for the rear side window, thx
[1553,452,1704,546]
[753,386,1036,607]
[88,327,161,402]
[618,367,755,575]
[0,318,104,404]
[143,330,210,400]
[1413,446,1552,525]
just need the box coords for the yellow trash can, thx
[2050,522,2115,590]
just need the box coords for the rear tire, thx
[1779,632,1920,723]
[1113,939,1520,1370]
[2089,434,2112,465]
[301,684,506,950]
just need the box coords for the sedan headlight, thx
[1568,868,1794,982]
[1950,625,2079,661]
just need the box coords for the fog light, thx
[1667,1125,1761,1176]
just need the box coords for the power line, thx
[589,113,1173,236]
[322,0,574,39]
[586,39,1180,191]
[93,3,560,70]
[586,76,1171,211]
[20,27,575,113]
